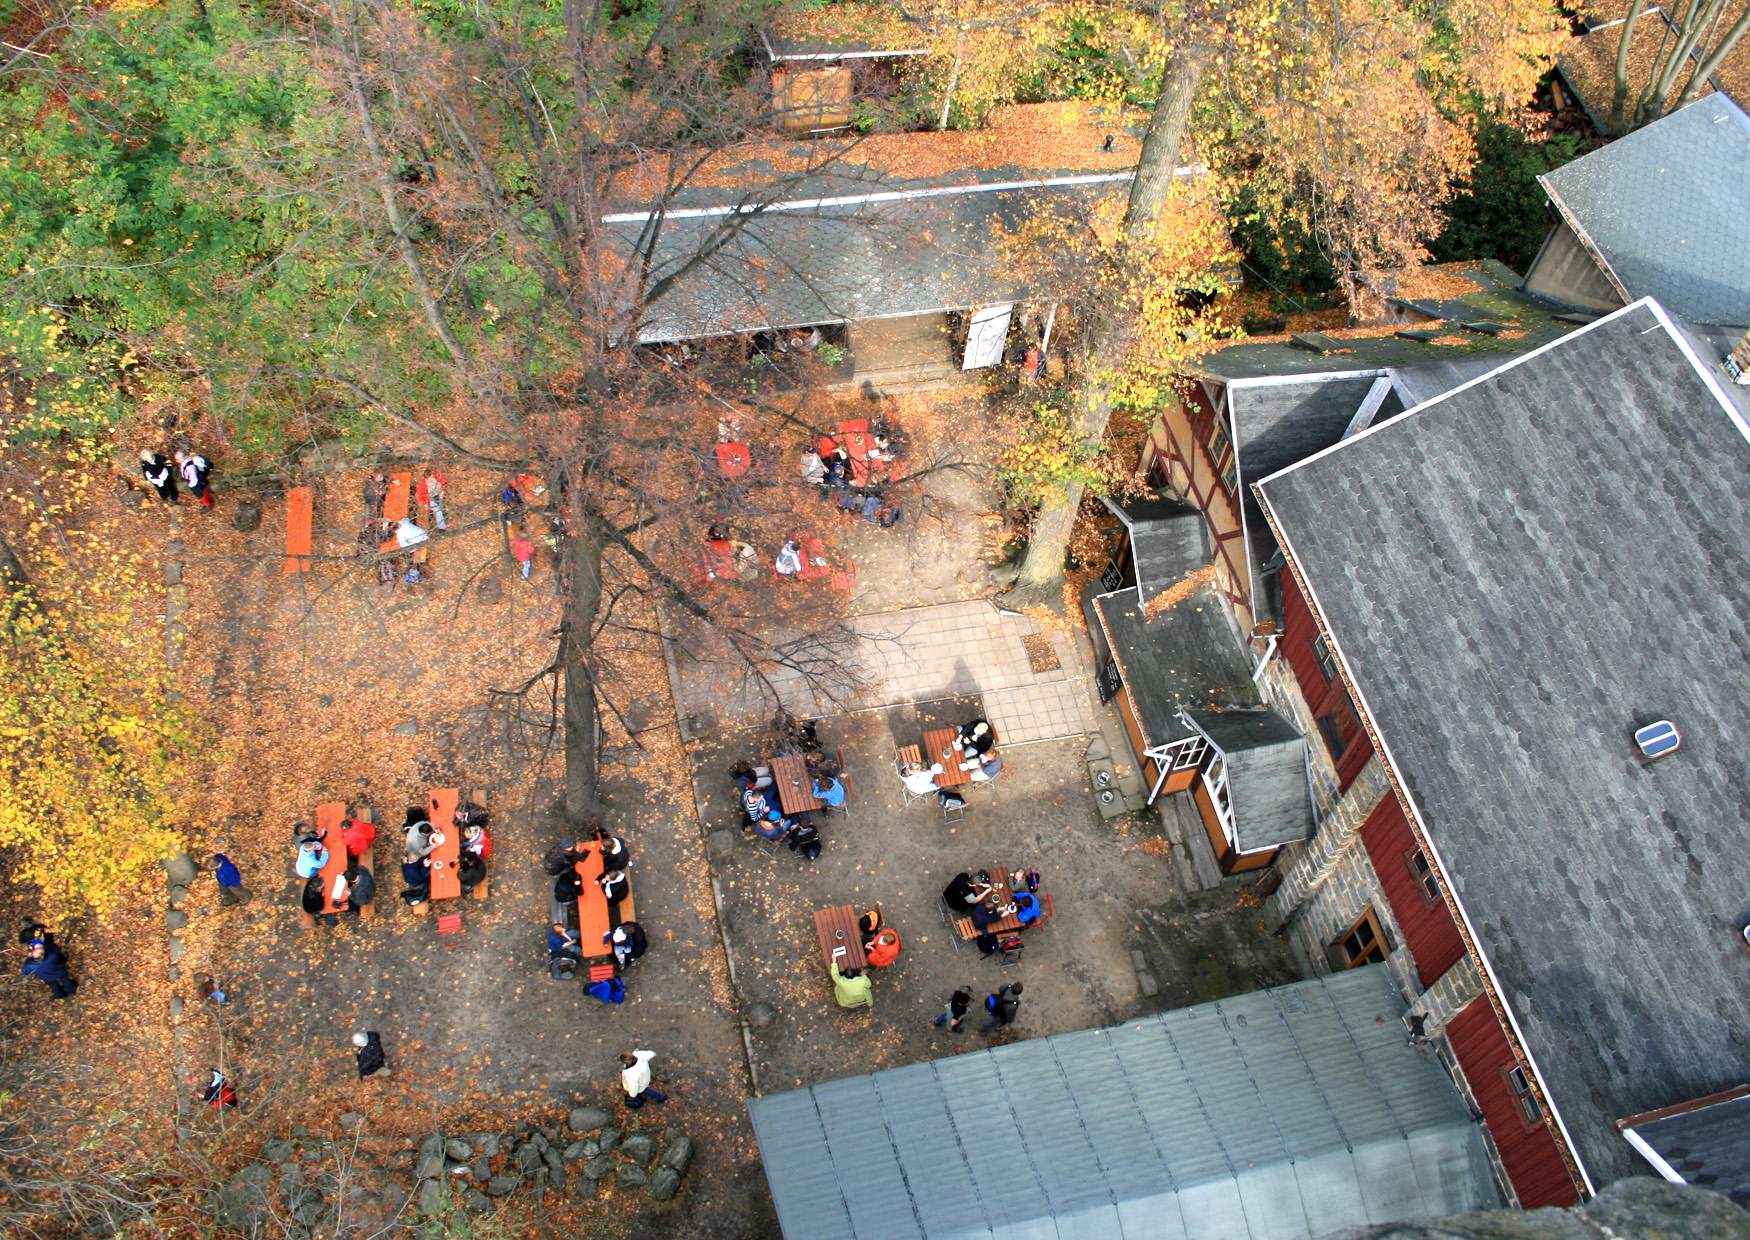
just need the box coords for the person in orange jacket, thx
[865,927,902,969]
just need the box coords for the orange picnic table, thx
[315,800,349,914]
[426,787,461,901]
[284,487,313,575]
[379,472,412,553]
[574,841,611,954]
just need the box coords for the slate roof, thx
[1099,494,1208,608]
[1091,585,1257,750]
[605,177,1125,343]
[746,964,1501,1239]
[1254,299,1750,1190]
[1539,94,1750,329]
[1186,708,1315,851]
[1621,1087,1750,1209]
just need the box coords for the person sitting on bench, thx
[457,849,487,893]
[549,922,583,961]
[553,867,584,904]
[404,806,437,858]
[461,822,492,859]
[295,836,329,879]
[400,852,432,906]
[742,786,777,824]
[774,539,804,576]
[610,921,647,966]
[598,868,629,907]
[729,760,773,792]
[595,829,631,872]
[343,863,375,914]
[944,870,994,911]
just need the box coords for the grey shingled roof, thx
[1622,1088,1750,1209]
[1229,376,1384,486]
[1254,299,1750,1190]
[746,964,1500,1239]
[1539,94,1750,329]
[1186,708,1314,851]
[1099,494,1208,607]
[606,178,1122,344]
[1092,585,1256,750]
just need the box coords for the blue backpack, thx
[586,977,626,1005]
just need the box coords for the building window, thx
[1313,633,1338,681]
[1503,1064,1544,1129]
[1220,452,1239,495]
[1336,907,1388,967]
[1207,414,1231,465]
[1146,454,1173,493]
[1316,691,1362,763]
[1406,848,1441,906]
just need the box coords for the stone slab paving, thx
[672,598,1096,743]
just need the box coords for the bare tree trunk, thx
[939,32,964,130]
[1611,0,1650,129]
[1008,41,1212,603]
[0,530,29,590]
[561,517,603,824]
[1676,4,1750,109]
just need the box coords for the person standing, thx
[981,982,1023,1032]
[510,530,535,580]
[175,449,214,508]
[139,449,177,503]
[21,938,76,999]
[363,470,388,520]
[619,1048,668,1109]
[206,853,251,906]
[352,1030,390,1079]
[416,469,448,531]
[932,987,973,1034]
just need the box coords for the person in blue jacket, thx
[22,938,76,999]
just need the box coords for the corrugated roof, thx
[1539,94,1750,329]
[1186,708,1314,851]
[1254,299,1750,1189]
[748,965,1500,1239]
[606,178,1124,343]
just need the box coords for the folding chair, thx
[940,899,966,952]
[998,938,1026,972]
[896,746,928,808]
[941,792,967,825]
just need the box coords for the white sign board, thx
[962,303,1013,370]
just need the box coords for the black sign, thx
[1099,559,1125,594]
[1098,656,1123,705]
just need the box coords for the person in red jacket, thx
[511,531,535,580]
[865,927,902,969]
[341,816,377,865]
[461,822,491,860]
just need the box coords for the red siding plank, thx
[1359,797,1464,982]
[1447,997,1582,1208]
[1281,575,1375,789]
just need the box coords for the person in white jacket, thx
[619,1048,668,1109]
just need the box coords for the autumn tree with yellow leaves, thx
[1005,0,1564,598]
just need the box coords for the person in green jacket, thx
[830,962,873,1009]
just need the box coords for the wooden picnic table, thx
[954,865,1051,940]
[315,800,350,915]
[921,727,973,788]
[284,487,313,575]
[574,840,611,955]
[814,904,866,971]
[768,753,823,816]
[426,787,461,901]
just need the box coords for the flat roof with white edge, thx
[1253,298,1750,1190]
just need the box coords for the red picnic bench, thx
[299,800,349,929]
[284,487,314,575]
[573,839,635,963]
